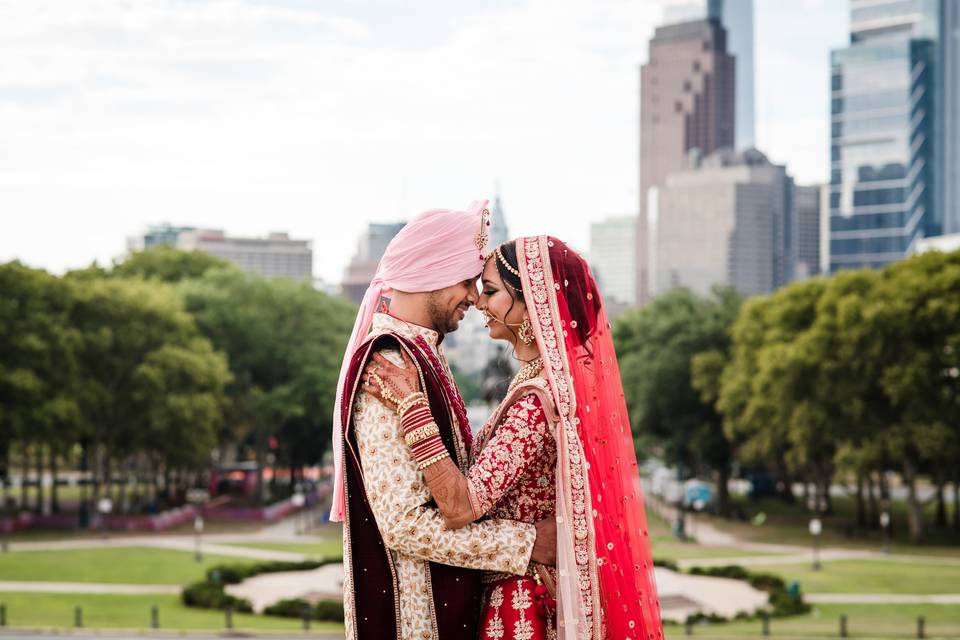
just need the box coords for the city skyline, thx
[1,0,848,284]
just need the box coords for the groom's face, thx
[425,277,480,335]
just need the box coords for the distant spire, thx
[490,184,509,247]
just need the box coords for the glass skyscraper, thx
[828,0,948,271]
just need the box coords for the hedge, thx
[182,558,341,614]
[263,598,345,623]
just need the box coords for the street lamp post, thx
[97,498,113,540]
[809,518,822,571]
[880,511,891,554]
[186,488,210,563]
[194,514,204,562]
[291,491,306,535]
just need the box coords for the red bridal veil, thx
[516,236,663,640]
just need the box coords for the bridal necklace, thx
[509,357,544,392]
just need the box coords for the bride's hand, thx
[361,350,422,412]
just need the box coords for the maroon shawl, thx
[341,332,481,639]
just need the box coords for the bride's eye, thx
[483,290,496,296]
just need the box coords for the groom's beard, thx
[426,296,463,335]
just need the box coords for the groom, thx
[332,201,556,640]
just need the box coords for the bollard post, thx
[685,618,693,636]
[917,616,925,639]
[761,611,770,637]
[301,603,311,631]
[840,614,847,638]
[151,605,159,629]
[74,606,83,628]
[0,603,6,627]
[224,604,233,630]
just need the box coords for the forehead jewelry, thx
[474,208,491,257]
[495,246,521,279]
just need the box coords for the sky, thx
[0,0,849,284]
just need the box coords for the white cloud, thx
[0,0,840,281]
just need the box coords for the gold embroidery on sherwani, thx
[345,313,537,640]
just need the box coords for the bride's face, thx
[476,258,527,344]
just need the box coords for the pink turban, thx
[330,199,490,521]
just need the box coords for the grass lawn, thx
[0,592,343,632]
[221,540,343,559]
[670,603,960,639]
[653,541,779,561]
[740,559,960,595]
[708,495,960,554]
[648,507,779,562]
[0,547,248,584]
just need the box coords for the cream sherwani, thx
[343,313,537,640]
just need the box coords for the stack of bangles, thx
[397,392,449,471]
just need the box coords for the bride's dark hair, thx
[495,239,600,349]
[491,241,525,346]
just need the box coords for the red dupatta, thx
[517,236,663,640]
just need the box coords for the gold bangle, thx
[405,423,440,446]
[417,451,450,471]
[398,396,428,416]
[397,392,428,416]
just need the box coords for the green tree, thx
[180,269,355,503]
[113,245,233,283]
[0,262,81,514]
[716,279,827,504]
[614,286,741,515]
[867,250,960,541]
[66,276,220,511]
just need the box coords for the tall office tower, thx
[828,0,946,272]
[638,17,736,305]
[169,230,313,280]
[791,185,824,280]
[341,222,405,305]
[944,0,960,235]
[649,148,792,298]
[663,0,755,150]
[589,216,637,307]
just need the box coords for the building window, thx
[692,60,701,73]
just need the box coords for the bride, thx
[363,236,663,640]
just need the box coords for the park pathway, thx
[0,582,179,595]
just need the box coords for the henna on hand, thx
[422,457,476,530]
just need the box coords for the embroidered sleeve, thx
[466,393,551,516]
[353,348,536,576]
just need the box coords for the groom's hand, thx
[531,517,557,566]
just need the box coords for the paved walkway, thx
[225,565,343,613]
[676,548,960,569]
[806,593,960,604]
[654,568,768,621]
[6,537,311,562]
[0,581,180,595]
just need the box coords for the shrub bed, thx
[181,558,341,616]
[687,564,810,620]
[263,598,345,623]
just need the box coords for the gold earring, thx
[518,316,535,345]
